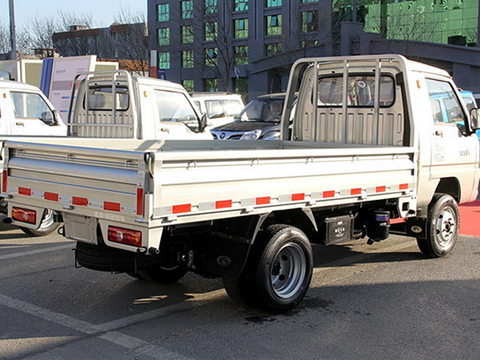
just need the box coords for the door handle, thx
[435,130,443,136]
[15,122,24,127]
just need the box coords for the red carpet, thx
[459,200,480,236]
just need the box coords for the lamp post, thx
[9,0,17,60]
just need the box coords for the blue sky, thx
[1,0,147,28]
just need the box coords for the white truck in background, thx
[2,55,479,312]
[1,71,211,235]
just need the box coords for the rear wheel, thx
[223,224,313,313]
[416,194,459,258]
[20,209,59,237]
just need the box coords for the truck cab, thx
[68,71,212,140]
[0,80,66,136]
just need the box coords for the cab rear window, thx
[318,75,395,107]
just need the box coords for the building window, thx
[234,19,248,38]
[181,1,193,19]
[265,43,283,56]
[181,25,193,43]
[234,0,249,11]
[301,0,319,2]
[302,40,319,47]
[205,48,218,66]
[266,15,282,36]
[158,52,170,69]
[204,78,219,92]
[205,0,218,15]
[182,79,194,92]
[157,28,170,46]
[234,46,248,65]
[302,11,318,33]
[157,3,169,22]
[205,22,218,41]
[182,50,194,68]
[266,0,281,7]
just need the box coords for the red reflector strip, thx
[390,218,406,224]
[376,186,387,193]
[108,226,142,247]
[1,171,6,193]
[351,188,362,195]
[216,200,232,209]
[44,192,59,201]
[72,196,88,206]
[173,204,191,214]
[323,190,335,198]
[292,193,305,201]
[256,197,271,205]
[12,207,36,224]
[104,201,121,212]
[136,188,144,216]
[399,183,409,190]
[18,187,32,196]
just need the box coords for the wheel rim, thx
[435,206,456,249]
[39,210,55,229]
[270,242,306,299]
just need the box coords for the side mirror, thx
[40,110,58,126]
[198,113,208,133]
[470,108,480,130]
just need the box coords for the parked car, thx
[190,93,244,129]
[211,93,289,140]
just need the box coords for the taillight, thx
[108,226,142,247]
[12,207,37,224]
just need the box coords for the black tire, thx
[76,241,160,272]
[135,265,188,284]
[20,209,60,237]
[224,224,313,313]
[416,193,459,258]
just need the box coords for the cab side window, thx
[10,91,52,122]
[426,79,465,124]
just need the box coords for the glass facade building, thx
[333,0,479,45]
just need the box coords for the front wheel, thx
[20,209,60,237]
[223,224,313,313]
[416,194,459,258]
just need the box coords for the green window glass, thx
[234,0,249,11]
[181,1,193,19]
[266,0,281,7]
[234,19,248,38]
[158,52,170,69]
[204,78,218,92]
[234,46,249,65]
[182,50,194,68]
[182,80,194,92]
[181,25,193,43]
[205,48,218,66]
[157,3,169,22]
[205,0,218,15]
[157,28,170,46]
[265,43,283,56]
[266,15,282,36]
[205,22,218,41]
[302,11,318,33]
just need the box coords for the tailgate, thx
[2,141,148,226]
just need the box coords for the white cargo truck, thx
[2,55,479,312]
